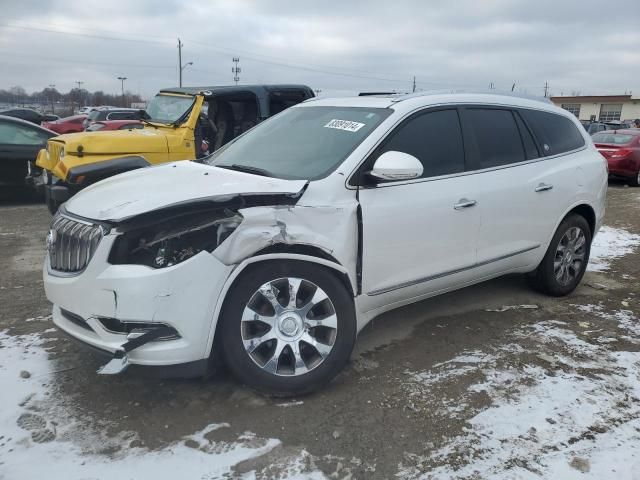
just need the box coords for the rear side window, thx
[464,109,525,168]
[521,110,585,155]
[108,111,138,120]
[376,109,465,179]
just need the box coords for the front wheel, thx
[528,214,592,296]
[219,261,356,396]
[630,170,640,187]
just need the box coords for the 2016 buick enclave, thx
[42,92,607,395]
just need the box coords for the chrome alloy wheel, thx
[241,277,338,376]
[554,226,587,286]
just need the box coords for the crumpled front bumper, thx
[44,233,234,367]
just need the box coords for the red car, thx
[85,119,143,131]
[593,129,640,187]
[42,114,87,134]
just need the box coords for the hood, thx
[54,128,169,155]
[64,161,308,222]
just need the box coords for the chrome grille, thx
[48,215,103,273]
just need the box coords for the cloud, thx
[1,0,639,98]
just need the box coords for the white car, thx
[43,92,607,394]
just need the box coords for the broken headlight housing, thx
[109,209,242,268]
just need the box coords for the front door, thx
[358,108,481,310]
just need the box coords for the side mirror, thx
[368,151,423,181]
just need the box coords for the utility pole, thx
[75,81,84,107]
[232,57,241,85]
[544,81,549,98]
[412,76,416,93]
[489,82,495,90]
[48,84,56,114]
[117,77,127,106]
[511,83,516,92]
[178,38,183,87]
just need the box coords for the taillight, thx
[609,148,633,159]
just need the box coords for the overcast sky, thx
[1,0,639,99]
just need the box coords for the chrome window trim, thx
[367,245,540,296]
[344,102,587,190]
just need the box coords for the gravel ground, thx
[1,184,639,479]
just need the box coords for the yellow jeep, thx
[32,85,314,213]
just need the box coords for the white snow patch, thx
[0,329,322,479]
[399,314,640,479]
[588,226,640,272]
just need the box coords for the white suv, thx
[43,92,607,394]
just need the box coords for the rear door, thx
[460,107,543,268]
[0,120,51,188]
[462,107,586,272]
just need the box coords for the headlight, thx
[109,210,242,268]
[87,123,105,131]
[59,148,65,159]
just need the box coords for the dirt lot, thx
[1,184,639,480]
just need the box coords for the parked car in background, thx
[0,108,58,125]
[34,84,314,213]
[42,92,606,394]
[85,119,143,131]
[42,114,87,134]
[583,121,634,135]
[82,107,142,130]
[0,115,56,198]
[593,129,640,186]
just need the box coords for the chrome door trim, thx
[366,244,540,296]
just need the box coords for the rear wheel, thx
[528,214,591,296]
[219,261,356,396]
[630,170,640,187]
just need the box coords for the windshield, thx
[205,106,392,180]
[145,94,195,124]
[592,132,635,145]
[88,110,100,121]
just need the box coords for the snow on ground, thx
[0,330,320,480]
[398,309,640,479]
[588,226,640,272]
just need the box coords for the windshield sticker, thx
[324,119,366,132]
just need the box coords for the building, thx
[550,95,640,122]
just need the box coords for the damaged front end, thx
[108,209,243,270]
[82,186,314,375]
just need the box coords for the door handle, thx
[454,198,477,210]
[535,183,553,192]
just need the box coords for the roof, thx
[159,84,314,97]
[0,114,57,134]
[301,91,559,114]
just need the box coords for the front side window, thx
[207,106,391,180]
[521,109,585,155]
[374,109,465,178]
[0,122,48,145]
[465,108,525,168]
[145,94,196,124]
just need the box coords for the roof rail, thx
[391,89,553,104]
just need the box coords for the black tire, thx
[629,171,640,187]
[219,260,356,396]
[528,214,592,296]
